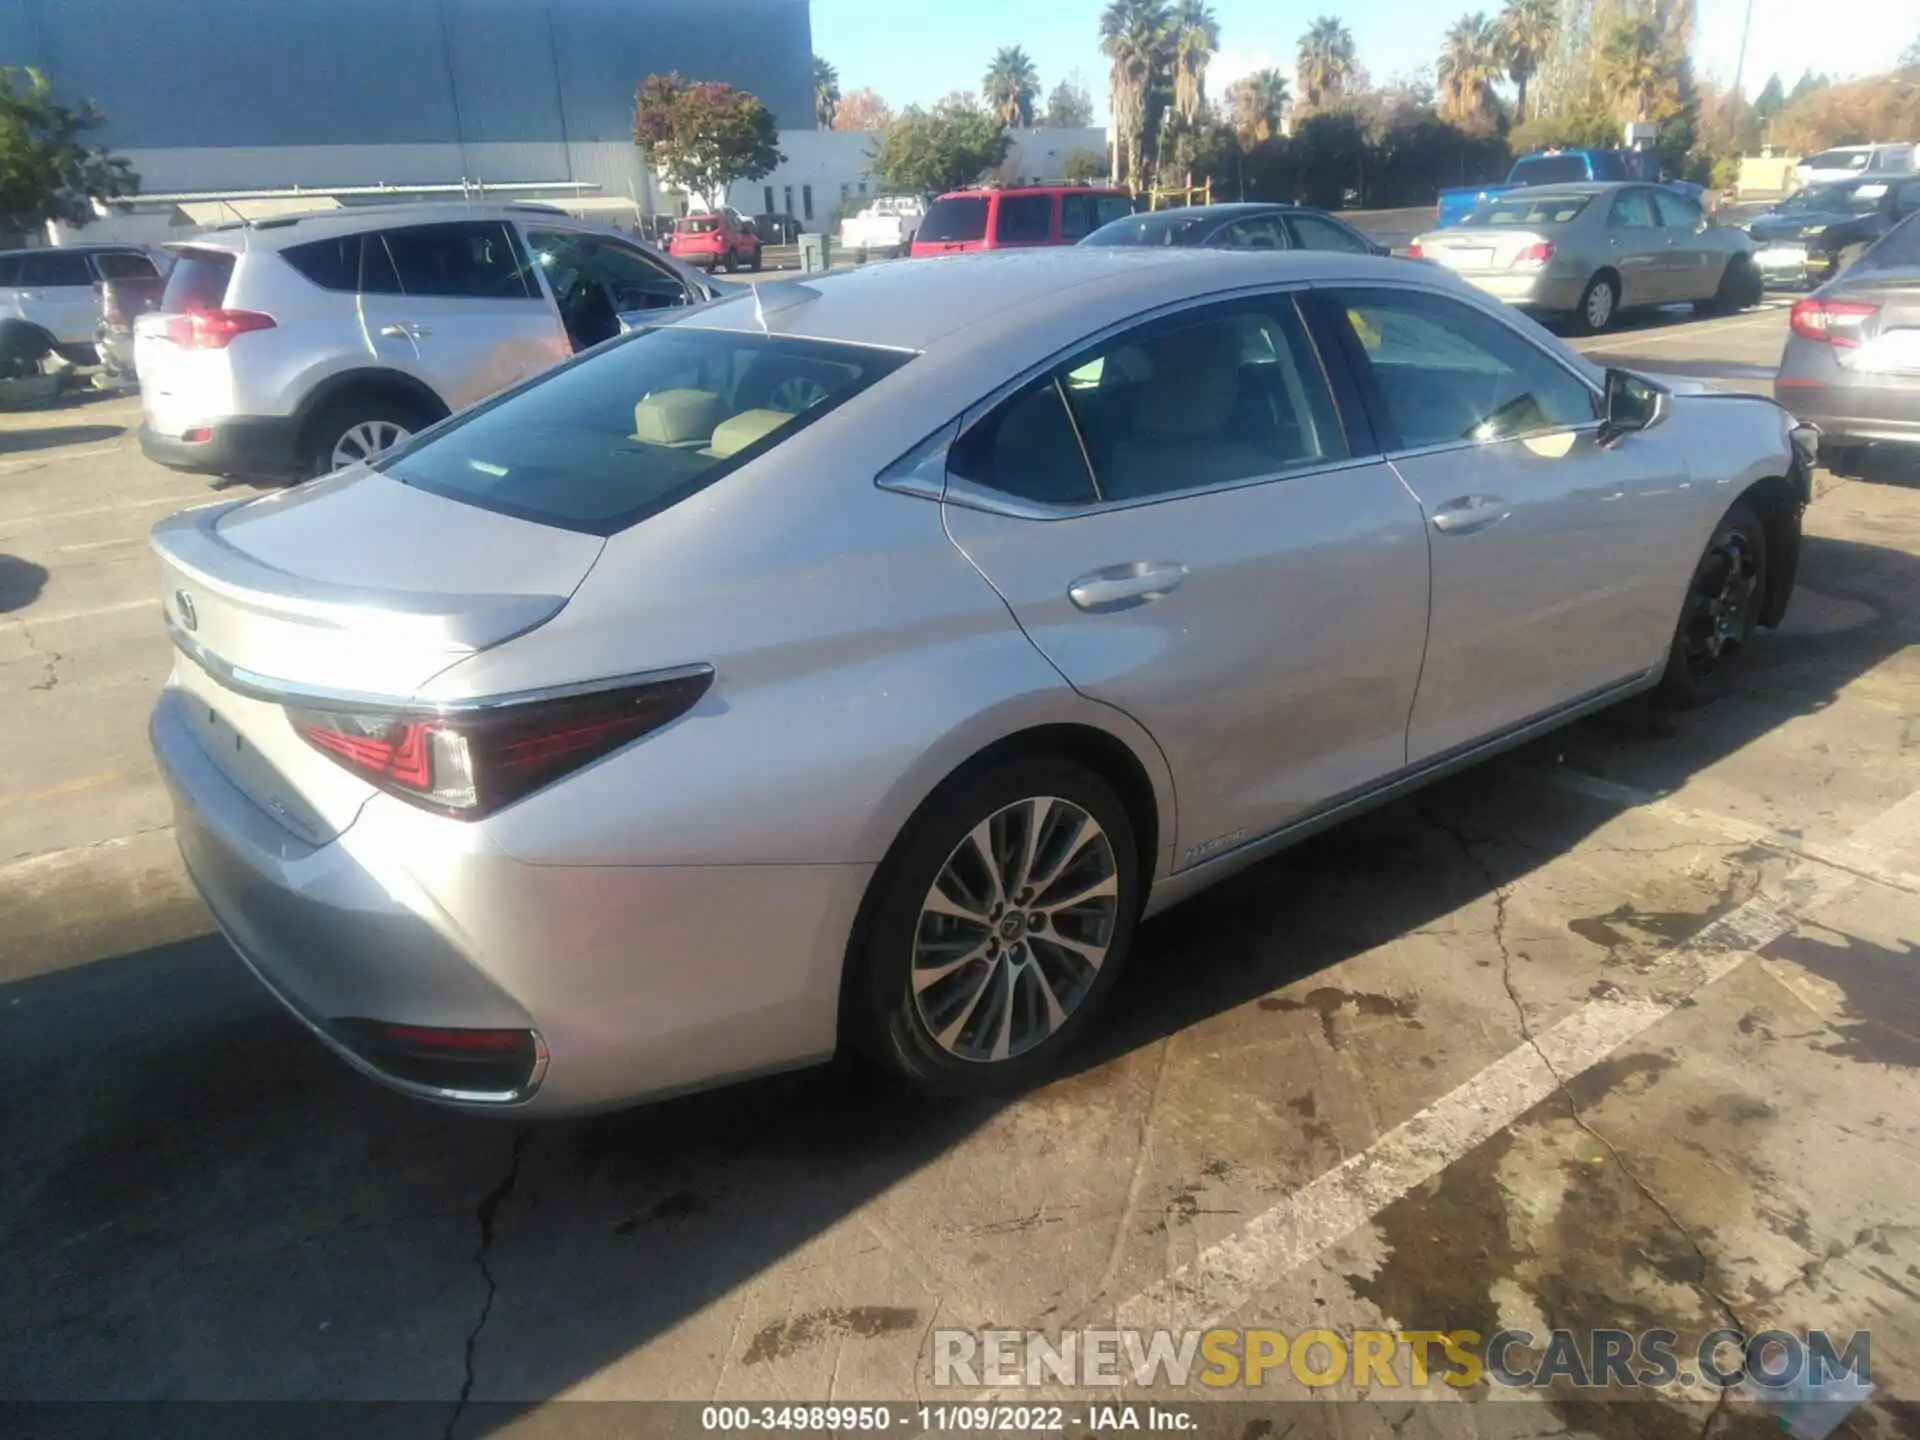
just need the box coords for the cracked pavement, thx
[3,317,1919,1438]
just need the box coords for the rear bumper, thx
[1456,271,1585,312]
[1775,373,1920,449]
[140,416,302,478]
[151,683,865,1114]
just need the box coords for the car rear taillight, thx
[1789,297,1879,347]
[163,308,276,349]
[287,670,712,819]
[1514,241,1556,267]
[1406,241,1423,259]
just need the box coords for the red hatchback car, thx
[910,186,1137,257]
[668,209,762,273]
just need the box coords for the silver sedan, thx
[1415,182,1764,332]
[149,248,1813,1113]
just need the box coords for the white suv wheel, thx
[329,419,411,472]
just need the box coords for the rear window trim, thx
[377,323,914,538]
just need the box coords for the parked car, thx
[667,209,762,273]
[1413,182,1762,332]
[1776,211,1920,471]
[911,185,1135,256]
[0,243,164,366]
[838,195,926,258]
[1795,144,1917,190]
[95,270,169,382]
[1434,149,1709,229]
[1747,174,1920,287]
[1079,202,1388,255]
[752,213,805,245]
[148,247,1812,1113]
[134,202,725,481]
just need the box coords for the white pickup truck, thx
[837,196,925,259]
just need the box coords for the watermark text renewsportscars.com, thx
[933,1326,1871,1392]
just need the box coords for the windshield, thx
[1805,150,1871,172]
[1508,155,1591,186]
[381,325,911,535]
[918,196,989,243]
[1461,193,1593,227]
[1080,212,1214,246]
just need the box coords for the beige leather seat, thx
[701,408,791,460]
[632,389,722,448]
[1106,323,1269,499]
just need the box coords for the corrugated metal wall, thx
[0,0,812,151]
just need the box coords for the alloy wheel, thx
[1585,280,1615,330]
[1684,532,1760,679]
[910,796,1121,1064]
[330,419,410,471]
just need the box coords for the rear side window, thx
[21,251,93,286]
[995,194,1054,244]
[94,251,158,280]
[381,327,910,535]
[1288,214,1372,253]
[1061,193,1130,241]
[376,222,534,299]
[281,235,362,291]
[949,379,1097,506]
[160,249,236,312]
[919,197,989,243]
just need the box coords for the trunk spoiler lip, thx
[163,608,714,719]
[150,499,573,651]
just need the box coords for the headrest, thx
[1132,323,1241,438]
[702,408,792,459]
[632,389,721,446]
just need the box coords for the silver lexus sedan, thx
[150,249,1814,1113]
[1414,182,1763,332]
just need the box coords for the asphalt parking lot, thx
[3,302,1918,1438]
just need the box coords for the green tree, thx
[1595,15,1673,124]
[1787,70,1829,104]
[868,97,1012,195]
[1100,0,1173,186]
[1901,35,1920,70]
[1043,76,1096,128]
[1060,147,1110,181]
[1497,0,1557,121]
[0,68,136,236]
[983,45,1041,128]
[1227,69,1291,143]
[832,87,894,132]
[634,74,784,210]
[1297,17,1358,110]
[1753,72,1785,118]
[812,56,840,130]
[1438,13,1505,127]
[1171,0,1221,125]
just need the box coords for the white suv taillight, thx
[163,308,277,350]
[287,670,712,819]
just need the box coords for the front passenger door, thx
[940,295,1432,864]
[1651,189,1714,300]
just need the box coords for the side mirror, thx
[1601,367,1665,441]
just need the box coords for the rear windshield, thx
[1508,155,1590,186]
[1856,214,1920,272]
[1080,212,1213,246]
[95,251,159,280]
[1461,193,1593,227]
[380,324,911,536]
[161,249,235,311]
[918,197,989,243]
[676,216,720,233]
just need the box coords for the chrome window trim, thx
[942,451,1390,521]
[1379,420,1607,465]
[164,611,714,717]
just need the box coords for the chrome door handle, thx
[1068,561,1188,612]
[1430,496,1511,535]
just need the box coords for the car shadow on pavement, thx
[0,423,125,456]
[0,554,48,612]
[0,530,1913,1427]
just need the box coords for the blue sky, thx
[810,0,1917,115]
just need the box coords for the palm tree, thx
[1437,13,1504,125]
[1296,16,1357,110]
[982,45,1042,128]
[1229,69,1291,143]
[812,56,840,130]
[1497,0,1556,121]
[1100,0,1171,186]
[1595,14,1669,123]
[1171,0,1221,125]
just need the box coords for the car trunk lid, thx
[153,472,605,840]
[1421,228,1546,273]
[1831,273,1920,376]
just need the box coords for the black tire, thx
[843,756,1142,1098]
[1656,500,1768,709]
[748,245,763,273]
[1698,255,1763,315]
[303,395,432,478]
[722,249,739,275]
[0,321,55,377]
[1571,272,1620,334]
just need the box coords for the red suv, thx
[668,209,762,273]
[910,186,1137,257]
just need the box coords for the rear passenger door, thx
[17,249,98,345]
[940,293,1432,865]
[356,221,570,410]
[1286,213,1374,255]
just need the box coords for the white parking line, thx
[0,442,126,474]
[0,492,209,532]
[1107,787,1920,1333]
[0,597,158,632]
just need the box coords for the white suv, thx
[1795,144,1917,189]
[0,244,165,364]
[136,203,724,479]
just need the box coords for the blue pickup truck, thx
[1435,148,1710,228]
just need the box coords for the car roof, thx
[1132,202,1313,219]
[172,202,592,252]
[668,247,1432,353]
[935,185,1129,199]
[0,244,144,257]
